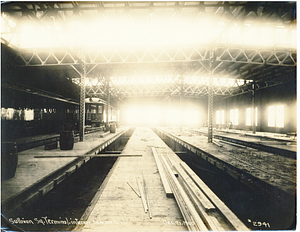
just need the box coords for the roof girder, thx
[1,1,297,100]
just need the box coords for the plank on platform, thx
[80,127,187,232]
[151,147,173,198]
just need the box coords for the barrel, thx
[1,142,18,180]
[110,123,116,133]
[59,131,74,150]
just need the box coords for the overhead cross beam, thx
[14,46,296,67]
[1,1,296,101]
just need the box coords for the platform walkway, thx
[159,127,296,197]
[80,127,187,232]
[191,127,296,153]
[1,127,127,206]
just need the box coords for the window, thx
[268,106,275,127]
[246,107,257,126]
[275,105,284,128]
[221,110,225,124]
[268,105,284,128]
[24,109,34,121]
[230,109,239,125]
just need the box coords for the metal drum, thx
[59,131,74,150]
[1,142,18,180]
[110,123,116,133]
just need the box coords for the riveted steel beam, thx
[208,49,214,143]
[79,53,86,141]
[14,46,296,67]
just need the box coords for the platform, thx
[79,127,187,232]
[158,127,296,197]
[215,128,297,142]
[1,127,128,214]
[191,128,297,156]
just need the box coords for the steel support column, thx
[208,49,214,143]
[79,55,86,141]
[117,100,120,126]
[106,77,110,131]
[252,82,256,134]
[180,75,184,133]
[168,98,171,128]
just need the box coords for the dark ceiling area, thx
[1,1,297,103]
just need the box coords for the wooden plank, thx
[174,163,225,231]
[213,140,223,147]
[136,175,148,213]
[174,163,215,211]
[99,151,122,154]
[151,147,173,198]
[34,154,142,158]
[142,172,152,219]
[180,162,250,231]
[100,131,110,138]
[127,182,141,198]
[160,155,208,231]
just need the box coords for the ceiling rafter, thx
[1,1,296,101]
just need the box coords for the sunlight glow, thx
[167,109,180,124]
[84,76,252,87]
[268,105,284,128]
[184,110,200,125]
[1,13,296,50]
[125,104,201,126]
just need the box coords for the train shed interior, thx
[1,1,297,231]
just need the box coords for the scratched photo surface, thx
[1,1,296,231]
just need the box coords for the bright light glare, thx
[125,105,201,126]
[125,108,142,124]
[125,106,161,125]
[86,76,252,87]
[2,14,296,49]
[167,109,180,124]
[268,105,284,128]
[24,109,34,121]
[18,24,59,48]
[184,110,200,124]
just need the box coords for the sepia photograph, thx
[1,1,297,231]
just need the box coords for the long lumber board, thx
[173,162,225,231]
[34,154,142,158]
[151,147,173,198]
[180,162,250,231]
[160,155,208,231]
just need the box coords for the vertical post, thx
[106,76,110,131]
[180,75,184,133]
[79,54,86,142]
[208,49,214,143]
[168,98,171,128]
[252,82,256,134]
[117,100,120,125]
